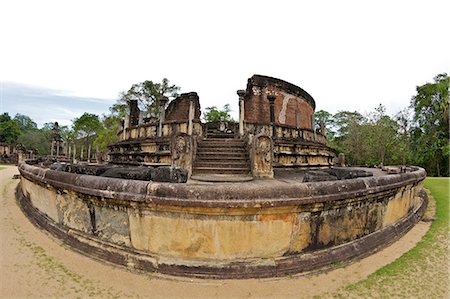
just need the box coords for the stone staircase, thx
[193,135,250,176]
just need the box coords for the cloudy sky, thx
[1,0,449,127]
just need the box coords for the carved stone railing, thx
[18,161,427,279]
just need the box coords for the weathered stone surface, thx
[386,166,401,174]
[251,134,273,178]
[95,205,131,246]
[303,171,337,182]
[65,163,110,176]
[151,166,188,183]
[101,166,153,181]
[324,168,373,180]
[17,161,427,279]
[171,133,193,176]
[49,162,68,172]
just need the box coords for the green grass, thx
[331,177,449,298]
[0,166,5,171]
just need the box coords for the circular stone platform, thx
[17,162,427,279]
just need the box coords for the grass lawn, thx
[326,177,449,298]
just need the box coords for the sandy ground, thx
[0,165,431,299]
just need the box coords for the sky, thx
[1,0,449,127]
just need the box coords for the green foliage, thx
[17,129,51,155]
[72,113,101,140]
[0,113,21,143]
[13,114,37,132]
[410,73,449,176]
[93,114,120,152]
[112,78,180,118]
[203,104,234,123]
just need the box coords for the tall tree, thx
[112,78,180,119]
[13,114,37,132]
[410,73,449,176]
[366,104,399,165]
[73,113,101,140]
[0,113,21,143]
[203,104,234,122]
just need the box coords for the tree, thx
[366,104,399,165]
[72,113,101,161]
[17,130,51,155]
[0,113,21,143]
[112,78,180,119]
[93,114,120,152]
[410,73,449,176]
[203,104,234,122]
[73,113,101,140]
[13,114,37,132]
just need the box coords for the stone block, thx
[151,166,188,183]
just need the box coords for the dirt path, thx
[0,165,431,299]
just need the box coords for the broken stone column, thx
[251,134,273,178]
[188,94,195,136]
[267,93,276,140]
[337,153,345,167]
[73,143,77,163]
[123,117,130,140]
[16,144,25,163]
[158,96,169,137]
[237,89,246,137]
[128,100,140,127]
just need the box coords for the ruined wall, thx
[244,75,315,129]
[165,92,201,122]
[18,162,427,279]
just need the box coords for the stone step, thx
[199,141,245,147]
[194,161,249,168]
[197,148,246,154]
[193,167,250,174]
[205,133,235,139]
[197,144,245,151]
[195,155,248,161]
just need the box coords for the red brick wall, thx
[165,92,201,122]
[244,82,314,129]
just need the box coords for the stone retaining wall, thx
[17,162,427,279]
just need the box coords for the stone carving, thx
[251,134,273,178]
[171,133,193,175]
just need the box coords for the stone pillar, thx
[16,144,25,163]
[123,117,129,140]
[56,141,60,156]
[188,95,195,136]
[51,140,55,156]
[337,153,345,167]
[158,96,169,137]
[96,146,101,164]
[267,94,277,140]
[68,142,71,160]
[128,100,140,127]
[81,145,84,161]
[73,143,77,163]
[87,144,91,163]
[237,89,246,137]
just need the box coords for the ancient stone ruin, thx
[108,75,334,180]
[16,75,428,279]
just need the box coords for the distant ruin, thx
[16,75,428,279]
